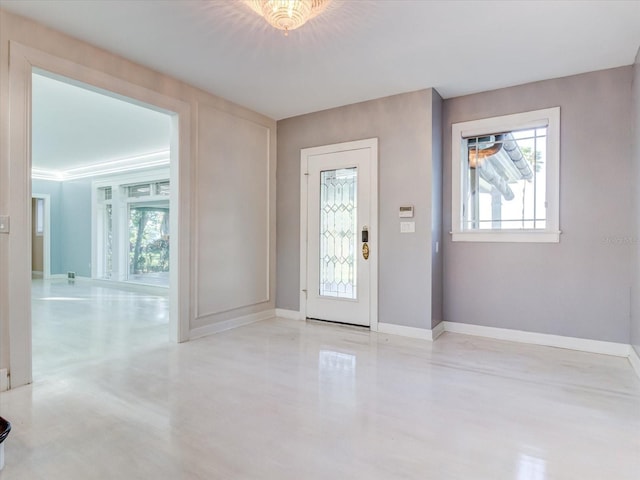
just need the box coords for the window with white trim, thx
[451,107,560,243]
[93,172,170,286]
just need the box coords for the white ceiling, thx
[2,0,640,172]
[32,73,171,173]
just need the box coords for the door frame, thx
[299,138,379,331]
[31,193,50,279]
[7,42,192,388]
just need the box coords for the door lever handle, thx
[361,226,369,259]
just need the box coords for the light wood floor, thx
[0,279,638,479]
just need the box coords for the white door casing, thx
[6,42,191,388]
[300,138,378,329]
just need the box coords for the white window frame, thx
[92,168,170,283]
[451,107,561,243]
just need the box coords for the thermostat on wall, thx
[399,205,414,218]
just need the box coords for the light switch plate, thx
[400,221,415,233]
[0,215,9,234]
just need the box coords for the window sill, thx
[451,230,561,243]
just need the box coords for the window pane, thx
[319,168,357,299]
[128,203,170,286]
[104,204,113,279]
[463,128,547,230]
[155,181,170,196]
[98,186,112,202]
[128,184,151,198]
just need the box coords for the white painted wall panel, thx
[196,105,270,318]
[0,9,277,381]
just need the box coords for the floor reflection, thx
[517,453,547,480]
[319,349,356,407]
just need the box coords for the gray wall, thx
[60,180,92,277]
[277,89,441,330]
[443,67,634,343]
[631,48,640,356]
[31,178,92,277]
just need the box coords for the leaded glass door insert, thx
[319,168,357,299]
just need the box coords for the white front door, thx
[301,139,378,327]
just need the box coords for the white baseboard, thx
[190,309,275,340]
[629,346,640,380]
[443,321,630,357]
[49,274,91,280]
[275,308,304,320]
[432,321,445,340]
[378,322,443,341]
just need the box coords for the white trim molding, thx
[32,149,170,181]
[443,321,630,357]
[432,322,446,340]
[378,322,444,341]
[629,346,640,380]
[275,309,304,320]
[189,309,275,340]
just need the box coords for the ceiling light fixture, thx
[246,0,331,36]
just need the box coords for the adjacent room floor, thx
[0,281,638,479]
[30,278,169,380]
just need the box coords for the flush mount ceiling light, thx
[245,0,331,35]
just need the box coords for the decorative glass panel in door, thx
[319,168,357,299]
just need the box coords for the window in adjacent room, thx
[35,197,45,236]
[94,174,170,286]
[451,107,560,242]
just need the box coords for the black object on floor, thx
[0,417,10,443]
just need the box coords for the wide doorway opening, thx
[30,69,174,380]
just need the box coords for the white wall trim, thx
[275,308,304,320]
[378,322,442,341]
[189,309,275,340]
[432,321,445,340]
[629,346,640,380]
[32,149,170,181]
[443,321,630,357]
